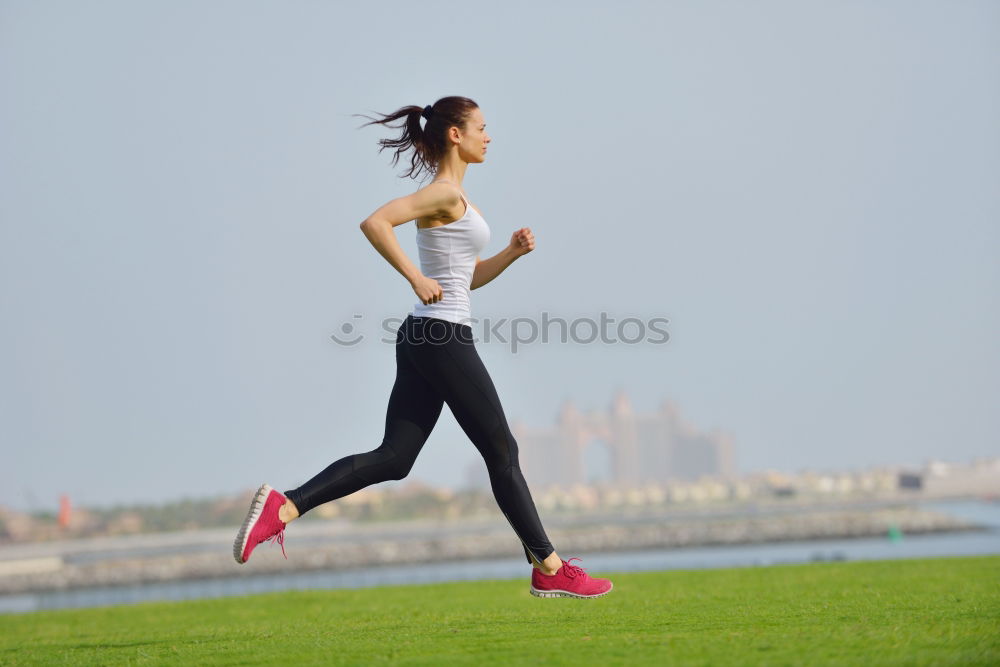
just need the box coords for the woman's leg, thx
[404,318,559,571]
[283,328,445,517]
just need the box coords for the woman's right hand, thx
[412,275,443,305]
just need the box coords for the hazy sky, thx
[2,1,997,510]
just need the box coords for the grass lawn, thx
[0,555,997,665]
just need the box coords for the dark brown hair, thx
[354,96,479,181]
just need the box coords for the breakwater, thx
[0,503,977,595]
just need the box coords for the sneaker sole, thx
[233,483,273,564]
[529,581,613,599]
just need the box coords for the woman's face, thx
[456,107,491,163]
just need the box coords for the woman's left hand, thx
[509,227,535,257]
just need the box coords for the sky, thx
[1,0,998,511]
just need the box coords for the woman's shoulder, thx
[415,180,469,228]
[425,179,469,200]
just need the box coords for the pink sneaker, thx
[530,557,614,598]
[233,484,288,564]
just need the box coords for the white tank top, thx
[411,183,491,324]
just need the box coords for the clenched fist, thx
[509,227,535,257]
[412,275,443,305]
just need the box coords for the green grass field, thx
[0,556,997,665]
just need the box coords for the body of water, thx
[1,499,997,614]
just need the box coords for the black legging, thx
[285,314,555,565]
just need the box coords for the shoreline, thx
[0,504,978,595]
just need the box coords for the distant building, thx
[898,472,923,490]
[509,392,736,491]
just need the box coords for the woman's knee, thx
[386,456,415,481]
[478,424,520,472]
[356,441,416,482]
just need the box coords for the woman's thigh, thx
[404,324,516,470]
[385,325,446,461]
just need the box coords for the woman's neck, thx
[434,153,468,186]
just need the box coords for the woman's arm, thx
[471,227,535,290]
[359,217,424,288]
[359,184,462,305]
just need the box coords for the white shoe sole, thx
[233,483,273,564]
[529,581,613,599]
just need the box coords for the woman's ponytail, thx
[355,96,479,181]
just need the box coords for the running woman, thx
[233,96,613,599]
